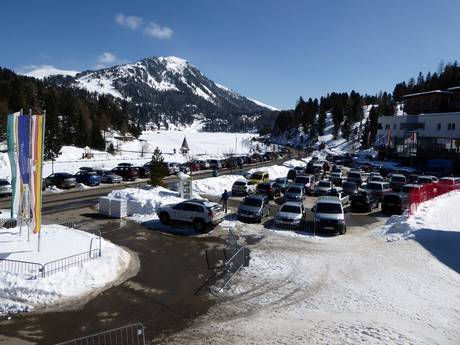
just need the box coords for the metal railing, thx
[217,245,246,292]
[42,249,101,277]
[0,259,44,279]
[57,323,146,345]
[0,224,102,279]
[0,218,17,229]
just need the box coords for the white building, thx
[376,112,460,158]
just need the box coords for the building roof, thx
[180,137,190,150]
[403,90,453,98]
[447,86,460,91]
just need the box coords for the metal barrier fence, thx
[0,223,102,279]
[0,218,17,229]
[0,259,44,279]
[57,323,146,345]
[409,183,460,215]
[42,249,101,277]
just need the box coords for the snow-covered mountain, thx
[24,65,78,79]
[39,56,278,131]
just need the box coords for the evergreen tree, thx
[150,147,167,186]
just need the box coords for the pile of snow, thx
[282,159,307,169]
[377,190,460,242]
[0,225,131,315]
[108,185,185,216]
[248,165,289,179]
[193,175,244,196]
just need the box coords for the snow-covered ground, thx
[162,192,460,345]
[0,125,265,181]
[0,225,132,315]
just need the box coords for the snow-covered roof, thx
[403,90,453,98]
[447,86,460,91]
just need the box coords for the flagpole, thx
[27,109,32,242]
[37,112,46,252]
[18,109,23,237]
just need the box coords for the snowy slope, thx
[24,65,78,80]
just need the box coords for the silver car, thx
[314,180,333,196]
[275,201,305,229]
[237,194,270,222]
[0,179,12,197]
[283,184,305,202]
[97,170,123,184]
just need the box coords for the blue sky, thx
[1,0,459,109]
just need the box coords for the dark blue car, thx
[74,170,101,186]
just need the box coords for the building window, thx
[393,124,397,130]
[448,123,456,130]
[385,124,390,130]
[437,123,441,130]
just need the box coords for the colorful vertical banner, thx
[17,115,31,185]
[29,115,45,234]
[6,112,21,218]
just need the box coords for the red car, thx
[112,164,138,181]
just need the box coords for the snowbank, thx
[282,159,306,168]
[377,190,460,241]
[193,175,244,196]
[248,165,289,179]
[0,225,131,315]
[108,185,185,216]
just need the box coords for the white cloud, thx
[144,22,173,39]
[115,13,143,30]
[98,52,117,64]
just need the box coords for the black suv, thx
[350,191,379,213]
[256,181,282,200]
[381,193,407,215]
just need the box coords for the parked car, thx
[330,172,343,186]
[231,179,257,196]
[294,175,315,194]
[312,196,346,235]
[350,190,379,213]
[237,194,270,223]
[45,172,77,189]
[287,169,298,181]
[249,171,269,184]
[275,201,305,229]
[75,170,101,186]
[178,164,191,174]
[0,179,12,197]
[196,160,210,170]
[274,177,290,192]
[163,162,180,175]
[327,188,350,205]
[400,184,423,197]
[389,174,407,192]
[416,175,439,185]
[207,159,222,169]
[256,181,282,200]
[157,199,225,232]
[314,180,333,196]
[283,184,305,202]
[368,174,385,183]
[438,176,460,193]
[95,169,123,184]
[381,193,407,215]
[294,166,305,175]
[364,181,391,200]
[342,181,358,196]
[347,170,363,187]
[79,166,94,172]
[112,165,139,181]
[136,165,151,178]
[187,161,201,172]
[408,174,419,184]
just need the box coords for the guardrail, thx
[56,323,146,345]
